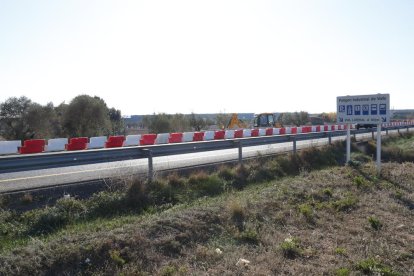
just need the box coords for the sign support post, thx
[346,124,351,163]
[376,123,381,174]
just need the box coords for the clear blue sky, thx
[1,0,413,115]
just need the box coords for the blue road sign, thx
[338,105,345,113]
[346,105,353,115]
[371,104,378,115]
[379,104,386,115]
[362,104,369,115]
[354,105,361,115]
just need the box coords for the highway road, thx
[1,129,402,194]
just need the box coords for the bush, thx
[331,194,358,212]
[335,268,350,276]
[356,258,399,275]
[232,165,249,190]
[125,178,149,210]
[298,203,314,222]
[87,191,125,218]
[218,166,235,181]
[368,216,382,231]
[280,236,302,259]
[236,228,259,244]
[189,173,224,198]
[228,200,245,231]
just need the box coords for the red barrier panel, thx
[265,128,273,136]
[316,126,321,132]
[303,126,311,133]
[140,134,157,145]
[234,129,243,138]
[168,133,183,143]
[193,132,204,141]
[66,137,88,151]
[19,139,45,154]
[214,130,225,140]
[251,129,259,137]
[105,135,125,148]
[279,128,286,135]
[291,127,297,134]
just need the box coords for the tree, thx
[321,112,337,123]
[189,112,208,131]
[108,108,125,135]
[62,95,111,137]
[215,113,231,129]
[0,96,32,140]
[25,102,59,139]
[143,113,172,133]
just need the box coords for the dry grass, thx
[0,161,413,275]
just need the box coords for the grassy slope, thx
[1,161,413,275]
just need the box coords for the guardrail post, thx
[371,131,375,140]
[232,141,243,165]
[292,136,297,153]
[407,127,409,133]
[142,149,153,182]
[385,128,388,135]
[328,133,332,145]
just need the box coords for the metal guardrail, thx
[0,125,413,174]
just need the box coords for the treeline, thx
[0,95,337,141]
[0,95,124,140]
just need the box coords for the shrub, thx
[335,247,347,255]
[356,258,399,275]
[280,237,302,259]
[228,200,245,231]
[86,191,125,218]
[55,197,87,220]
[368,216,382,231]
[331,194,358,212]
[147,180,176,204]
[190,174,224,198]
[335,268,350,276]
[232,165,249,190]
[353,175,372,189]
[26,207,69,235]
[298,203,314,222]
[218,166,235,181]
[236,228,259,244]
[125,178,149,210]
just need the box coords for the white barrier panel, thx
[311,126,317,132]
[182,132,194,142]
[297,127,302,134]
[258,128,266,136]
[155,133,169,144]
[273,128,280,135]
[243,129,251,137]
[88,136,106,149]
[225,130,235,139]
[203,131,215,141]
[0,140,21,155]
[45,138,68,152]
[123,135,141,146]
[285,127,291,134]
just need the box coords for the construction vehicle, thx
[253,113,282,128]
[226,113,248,129]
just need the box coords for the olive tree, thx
[62,95,111,137]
